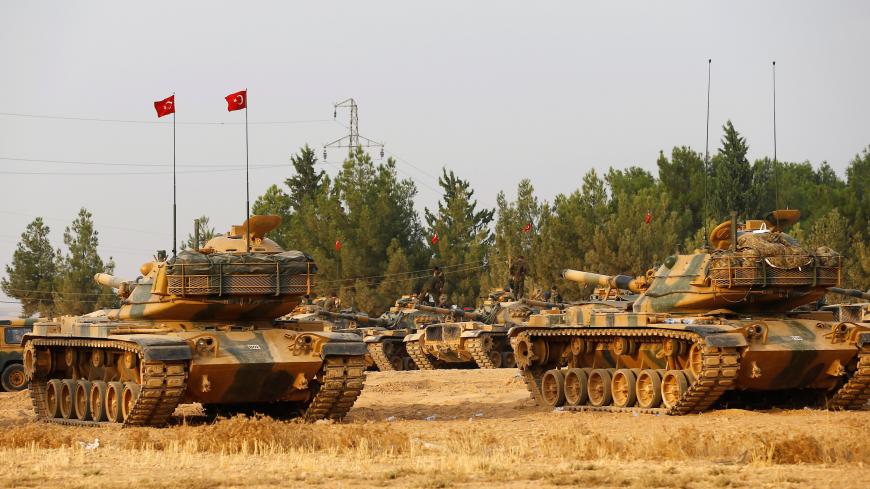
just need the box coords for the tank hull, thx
[404,322,516,369]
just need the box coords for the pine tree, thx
[284,145,325,212]
[425,169,494,306]
[181,215,216,250]
[252,185,293,247]
[710,120,752,218]
[375,239,417,311]
[489,179,542,297]
[1,218,58,318]
[53,208,113,315]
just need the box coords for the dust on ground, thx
[0,368,867,488]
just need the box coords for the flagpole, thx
[172,92,177,258]
[245,88,250,253]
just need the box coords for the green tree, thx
[843,147,870,238]
[1,218,58,318]
[489,179,542,297]
[425,168,494,306]
[181,215,216,250]
[657,147,706,232]
[53,208,116,315]
[252,185,293,247]
[710,120,752,217]
[284,145,325,212]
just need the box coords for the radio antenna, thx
[702,59,712,250]
[772,61,780,211]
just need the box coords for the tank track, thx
[303,355,366,421]
[515,328,740,415]
[368,342,401,371]
[28,338,188,427]
[830,346,870,410]
[467,336,498,369]
[405,340,436,370]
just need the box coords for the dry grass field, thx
[0,368,867,488]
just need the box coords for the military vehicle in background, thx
[0,318,37,391]
[22,216,367,426]
[823,288,870,323]
[403,292,533,369]
[510,210,870,413]
[320,296,444,371]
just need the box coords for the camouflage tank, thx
[510,210,870,413]
[823,288,870,323]
[320,296,444,371]
[22,216,367,426]
[403,293,533,369]
[0,318,37,391]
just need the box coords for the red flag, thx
[522,222,532,233]
[335,240,342,251]
[645,211,651,224]
[153,95,175,118]
[225,90,247,111]
[431,233,439,245]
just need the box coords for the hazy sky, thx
[2,1,868,314]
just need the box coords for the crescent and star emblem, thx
[234,94,245,105]
[165,100,173,109]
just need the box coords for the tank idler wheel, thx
[541,369,566,407]
[661,370,690,409]
[105,382,125,423]
[688,343,704,378]
[60,379,76,419]
[89,381,109,422]
[611,369,638,408]
[121,382,142,421]
[563,368,590,406]
[487,350,503,369]
[46,379,63,418]
[74,380,93,421]
[390,356,404,370]
[636,369,663,408]
[1,364,27,391]
[501,352,516,368]
[587,369,613,407]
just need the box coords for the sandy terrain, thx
[0,368,867,488]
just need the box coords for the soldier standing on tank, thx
[550,285,562,303]
[509,255,528,299]
[432,266,445,300]
[324,291,340,312]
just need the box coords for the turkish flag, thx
[335,240,342,251]
[645,211,652,224]
[522,222,532,233]
[225,90,247,111]
[154,95,175,118]
[431,233,439,245]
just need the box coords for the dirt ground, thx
[0,368,867,488]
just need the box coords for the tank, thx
[823,288,870,323]
[403,293,533,369]
[322,296,444,371]
[22,216,367,426]
[0,318,38,391]
[509,210,870,413]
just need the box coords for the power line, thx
[0,164,286,176]
[0,156,292,168]
[0,111,333,126]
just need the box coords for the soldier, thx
[324,291,340,312]
[509,255,528,299]
[432,266,445,299]
[550,285,562,303]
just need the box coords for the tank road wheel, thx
[540,369,566,407]
[636,369,663,409]
[121,382,141,422]
[105,382,125,423]
[89,381,109,422]
[1,364,27,391]
[59,379,76,419]
[501,351,516,369]
[45,379,63,418]
[487,350,503,369]
[611,369,638,408]
[661,370,690,409]
[587,369,613,407]
[563,368,589,406]
[73,380,92,421]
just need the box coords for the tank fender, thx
[857,332,870,349]
[322,342,368,357]
[109,334,192,362]
[700,333,748,348]
[460,329,486,338]
[404,332,423,342]
[507,325,533,337]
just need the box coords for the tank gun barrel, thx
[94,273,127,289]
[318,310,388,326]
[828,287,870,301]
[415,303,482,321]
[562,269,647,293]
[522,298,568,309]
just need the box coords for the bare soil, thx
[0,368,867,488]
